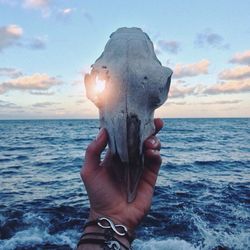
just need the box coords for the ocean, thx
[0,118,249,250]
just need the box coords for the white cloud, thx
[230,50,250,65]
[0,24,48,52]
[30,90,54,95]
[169,76,250,98]
[0,73,62,94]
[57,8,75,20]
[6,25,23,36]
[29,36,47,49]
[173,60,210,78]
[169,81,197,98]
[60,8,73,15]
[219,66,250,80]
[157,40,180,54]
[0,24,23,51]
[23,0,51,17]
[199,100,242,105]
[23,0,49,9]
[32,101,59,108]
[0,100,23,109]
[0,67,23,78]
[166,101,187,105]
[166,100,242,106]
[195,28,229,49]
[202,80,250,95]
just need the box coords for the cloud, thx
[82,9,93,23]
[32,101,59,108]
[203,80,250,95]
[0,24,47,51]
[195,29,229,49]
[0,24,23,51]
[229,50,250,65]
[0,100,23,109]
[199,100,242,105]
[76,99,86,104]
[57,8,75,21]
[169,82,197,98]
[58,8,74,16]
[218,66,250,80]
[173,59,210,78]
[28,36,47,49]
[23,0,49,9]
[0,67,23,78]
[23,0,51,17]
[30,90,54,95]
[0,73,62,94]
[166,100,242,106]
[166,101,187,105]
[168,77,250,98]
[157,40,180,54]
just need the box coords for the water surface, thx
[0,118,249,249]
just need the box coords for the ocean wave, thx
[0,119,249,249]
[3,146,36,151]
[0,227,80,250]
[133,238,198,250]
[2,231,247,250]
[194,160,223,166]
[133,230,249,250]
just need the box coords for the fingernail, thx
[148,138,156,145]
[96,128,104,140]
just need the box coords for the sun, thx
[94,76,106,94]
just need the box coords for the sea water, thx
[0,118,249,250]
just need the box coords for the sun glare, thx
[94,76,106,94]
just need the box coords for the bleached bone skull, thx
[85,27,172,202]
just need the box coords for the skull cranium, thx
[85,27,172,202]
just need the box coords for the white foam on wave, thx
[231,205,250,220]
[133,238,199,250]
[1,226,249,250]
[1,210,248,250]
[190,211,250,250]
[22,211,50,225]
[0,227,80,250]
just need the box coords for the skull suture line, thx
[85,27,172,202]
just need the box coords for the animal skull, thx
[85,27,172,202]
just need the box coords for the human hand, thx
[80,118,163,232]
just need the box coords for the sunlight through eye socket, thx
[94,76,106,94]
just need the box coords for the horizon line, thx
[0,116,249,121]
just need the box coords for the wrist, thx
[83,224,130,249]
[82,215,134,249]
[88,209,136,233]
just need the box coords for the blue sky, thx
[0,0,250,119]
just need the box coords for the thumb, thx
[84,128,108,173]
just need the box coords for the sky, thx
[0,0,250,119]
